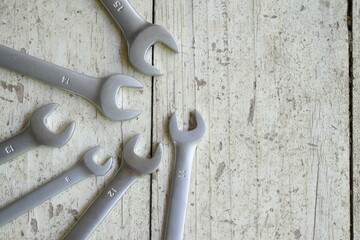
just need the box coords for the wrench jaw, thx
[169,111,206,145]
[122,135,163,174]
[29,103,76,148]
[128,24,179,76]
[98,74,143,121]
[83,146,114,176]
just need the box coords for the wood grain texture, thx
[0,0,352,240]
[0,0,152,239]
[152,0,350,239]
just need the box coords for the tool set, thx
[0,1,206,239]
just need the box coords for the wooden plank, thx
[353,0,360,238]
[0,0,153,239]
[152,0,350,239]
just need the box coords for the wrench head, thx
[29,103,76,148]
[83,146,114,176]
[122,135,163,174]
[128,24,179,76]
[169,110,206,144]
[99,74,143,121]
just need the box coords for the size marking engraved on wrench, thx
[61,76,71,85]
[178,170,186,178]
[65,176,71,183]
[107,187,117,197]
[113,1,124,11]
[4,145,15,154]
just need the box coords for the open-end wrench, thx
[0,103,75,166]
[0,44,142,121]
[63,134,163,240]
[0,146,113,227]
[99,0,179,76]
[165,111,206,240]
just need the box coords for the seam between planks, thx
[150,0,156,239]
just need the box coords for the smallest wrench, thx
[63,135,162,240]
[0,147,113,227]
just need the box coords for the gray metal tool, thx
[165,111,206,240]
[0,103,75,166]
[62,134,163,240]
[99,0,179,76]
[0,146,113,227]
[0,44,142,121]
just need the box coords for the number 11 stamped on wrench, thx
[165,111,206,240]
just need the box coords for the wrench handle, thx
[63,164,138,240]
[165,144,197,240]
[0,44,101,102]
[99,0,148,42]
[0,163,91,227]
[0,127,37,165]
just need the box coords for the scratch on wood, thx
[215,162,226,181]
[294,229,302,239]
[55,204,64,216]
[0,96,14,103]
[195,77,207,90]
[30,218,38,233]
[1,81,24,103]
[68,209,79,216]
[247,98,256,125]
[48,202,54,218]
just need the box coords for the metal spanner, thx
[62,134,163,240]
[165,111,206,240]
[99,0,179,76]
[0,44,142,121]
[0,103,75,166]
[0,146,113,227]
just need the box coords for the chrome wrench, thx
[165,111,206,240]
[0,103,75,166]
[0,44,142,121]
[63,134,162,240]
[99,0,179,76]
[0,147,113,227]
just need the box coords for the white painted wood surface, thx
[0,1,152,239]
[0,0,352,240]
[353,0,360,239]
[152,0,350,239]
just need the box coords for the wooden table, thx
[0,0,355,239]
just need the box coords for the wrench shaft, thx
[99,0,147,42]
[0,44,101,102]
[165,144,197,240]
[63,164,138,240]
[0,163,91,226]
[0,127,37,165]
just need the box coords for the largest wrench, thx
[0,44,142,121]
[99,0,179,76]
